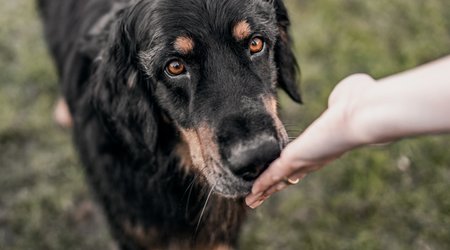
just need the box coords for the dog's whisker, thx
[183,174,198,197]
[184,165,208,217]
[195,184,215,235]
[184,175,198,216]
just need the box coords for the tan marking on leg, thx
[53,97,73,128]
[232,20,251,41]
[123,221,160,250]
[123,221,235,249]
[211,245,233,250]
[262,96,288,144]
[186,243,233,250]
[174,36,195,54]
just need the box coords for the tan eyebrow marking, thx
[174,36,195,54]
[232,20,251,41]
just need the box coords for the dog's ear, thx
[92,11,159,154]
[272,0,302,103]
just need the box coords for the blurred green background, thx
[0,0,449,249]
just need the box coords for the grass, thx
[0,0,449,249]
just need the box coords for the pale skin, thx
[246,55,450,208]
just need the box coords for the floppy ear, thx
[273,0,302,103]
[91,10,159,154]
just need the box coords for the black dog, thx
[38,0,300,249]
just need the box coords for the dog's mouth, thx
[178,124,286,198]
[200,160,255,198]
[206,162,273,198]
[175,95,288,198]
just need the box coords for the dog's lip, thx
[202,139,284,198]
[212,181,253,198]
[203,161,254,198]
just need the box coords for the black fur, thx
[38,0,300,249]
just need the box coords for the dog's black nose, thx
[217,113,282,181]
[227,135,281,181]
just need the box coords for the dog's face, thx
[101,0,300,198]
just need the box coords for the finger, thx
[245,184,274,206]
[264,181,289,197]
[248,199,265,209]
[256,171,308,200]
[247,167,315,207]
[246,193,271,209]
[250,158,318,195]
[287,163,324,181]
[247,174,308,209]
[251,158,297,195]
[245,190,265,207]
[288,172,307,183]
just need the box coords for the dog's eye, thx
[165,60,186,76]
[249,37,265,54]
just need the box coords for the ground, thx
[0,0,449,249]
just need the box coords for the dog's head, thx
[94,0,300,198]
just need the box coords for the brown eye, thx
[166,60,186,76]
[249,37,264,54]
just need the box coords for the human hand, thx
[246,74,378,208]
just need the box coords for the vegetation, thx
[0,0,449,249]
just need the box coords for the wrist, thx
[346,80,392,146]
[336,74,382,147]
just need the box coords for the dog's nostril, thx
[236,165,265,182]
[227,136,280,182]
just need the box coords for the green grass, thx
[1,0,449,249]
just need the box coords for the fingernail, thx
[249,199,265,209]
[245,198,255,207]
[246,192,262,206]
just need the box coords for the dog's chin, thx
[202,164,254,199]
[213,181,253,198]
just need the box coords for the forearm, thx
[351,56,450,145]
[246,56,450,208]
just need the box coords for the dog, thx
[38,0,301,249]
